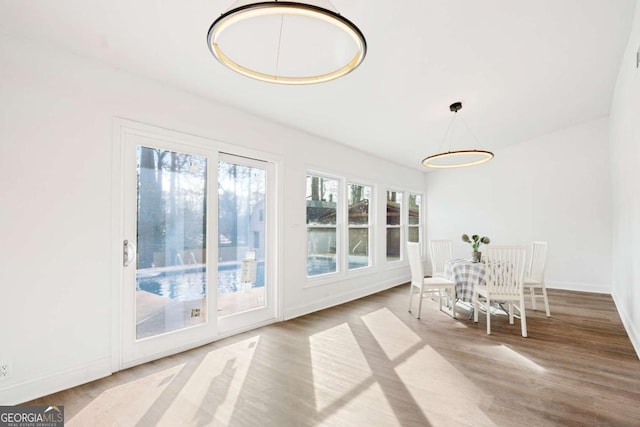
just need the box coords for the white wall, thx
[425,117,612,293]
[609,2,640,357]
[0,34,424,404]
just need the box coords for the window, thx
[386,190,403,262]
[408,193,422,243]
[306,175,340,277]
[348,183,372,270]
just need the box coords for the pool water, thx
[139,258,350,301]
[137,263,265,301]
[306,256,369,276]
[306,256,336,276]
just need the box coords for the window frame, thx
[385,189,404,264]
[346,181,374,272]
[305,172,342,281]
[407,192,423,244]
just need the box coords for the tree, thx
[137,147,207,269]
[137,147,166,268]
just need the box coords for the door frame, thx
[111,118,283,372]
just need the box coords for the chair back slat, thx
[429,240,453,276]
[406,242,424,286]
[484,246,527,297]
[528,241,548,282]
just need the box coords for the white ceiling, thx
[0,0,636,170]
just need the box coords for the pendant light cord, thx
[458,115,487,150]
[436,111,457,154]
[324,0,339,13]
[436,106,488,153]
[275,14,285,76]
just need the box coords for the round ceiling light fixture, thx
[422,149,494,169]
[207,1,367,85]
[422,102,494,169]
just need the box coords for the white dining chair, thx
[429,240,453,278]
[473,246,528,337]
[407,242,457,319]
[525,241,550,317]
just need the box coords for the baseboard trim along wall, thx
[0,357,111,406]
[284,278,609,321]
[612,291,640,360]
[546,281,611,294]
[284,276,409,321]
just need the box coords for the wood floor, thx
[26,286,640,426]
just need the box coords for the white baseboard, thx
[0,357,111,405]
[546,280,611,294]
[119,317,279,371]
[284,276,408,320]
[611,291,640,360]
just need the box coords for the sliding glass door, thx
[120,128,276,367]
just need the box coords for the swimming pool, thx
[138,257,345,301]
[137,262,265,301]
[306,256,369,276]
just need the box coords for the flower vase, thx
[472,251,482,263]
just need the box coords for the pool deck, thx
[136,287,266,339]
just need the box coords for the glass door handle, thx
[123,240,137,267]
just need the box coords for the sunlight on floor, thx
[68,364,185,426]
[319,382,402,426]
[361,307,422,359]
[395,346,496,426]
[158,336,260,426]
[309,323,396,421]
[63,309,544,426]
[475,344,546,373]
[68,336,261,426]
[363,308,497,427]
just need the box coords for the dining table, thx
[445,258,516,320]
[444,258,488,303]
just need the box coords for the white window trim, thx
[305,173,382,287]
[407,192,424,245]
[346,181,375,274]
[305,172,343,282]
[385,189,404,265]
